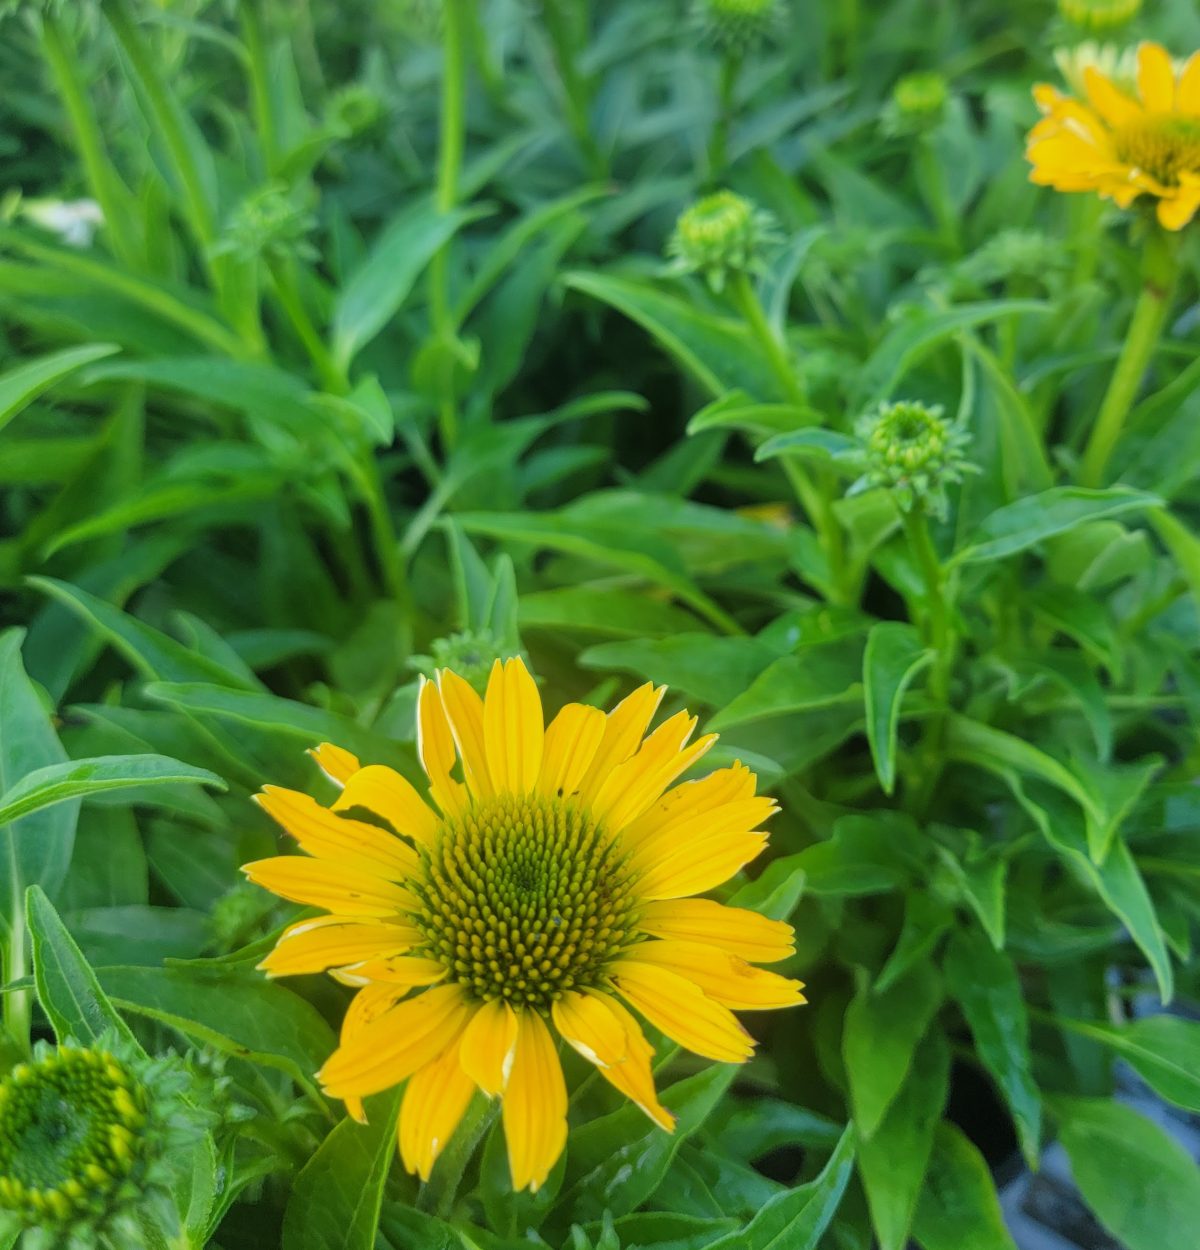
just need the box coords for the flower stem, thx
[2,919,31,1057]
[430,0,471,454]
[267,255,347,395]
[239,0,278,175]
[708,55,742,181]
[542,0,605,177]
[1079,229,1179,488]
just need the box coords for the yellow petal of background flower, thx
[638,899,795,963]
[318,984,471,1099]
[537,703,606,798]
[459,997,519,1096]
[308,742,360,787]
[552,990,673,1130]
[258,916,421,977]
[483,657,543,795]
[1136,41,1175,112]
[629,940,806,1010]
[256,786,419,879]
[1178,52,1200,112]
[1082,65,1140,127]
[613,960,755,1063]
[418,676,466,817]
[503,1010,568,1192]
[398,1044,477,1181]
[332,765,440,847]
[242,857,417,916]
[438,669,495,799]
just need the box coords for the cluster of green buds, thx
[945,228,1068,295]
[212,183,317,266]
[882,71,949,136]
[0,1037,206,1249]
[1057,0,1142,34]
[324,83,385,141]
[849,401,977,518]
[691,0,785,57]
[666,190,780,293]
[207,878,281,953]
[409,629,520,695]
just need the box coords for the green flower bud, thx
[948,229,1068,295]
[207,879,279,954]
[666,190,780,293]
[0,1037,207,1247]
[1057,0,1142,33]
[883,72,948,136]
[1052,40,1139,96]
[212,183,317,266]
[325,83,384,140]
[409,630,519,695]
[850,401,976,518]
[692,0,785,56]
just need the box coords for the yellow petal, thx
[309,742,360,787]
[398,1045,477,1181]
[438,669,495,800]
[635,829,768,900]
[339,983,410,1122]
[1157,190,1200,230]
[503,1010,568,1192]
[318,984,471,1099]
[331,955,447,989]
[258,916,421,977]
[1137,41,1175,113]
[459,997,519,1096]
[628,940,806,1011]
[256,787,419,880]
[242,857,417,917]
[332,765,440,848]
[537,702,606,799]
[552,990,674,1130]
[575,682,665,809]
[418,676,466,817]
[613,960,755,1063]
[638,899,795,963]
[619,763,761,853]
[591,710,719,833]
[483,657,544,795]
[1082,66,1141,128]
[1178,52,1200,112]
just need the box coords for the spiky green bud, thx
[666,191,779,292]
[883,72,948,136]
[0,1036,208,1248]
[1057,0,1142,33]
[692,0,785,56]
[850,401,976,518]
[409,630,517,696]
[212,183,317,265]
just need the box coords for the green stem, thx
[730,271,804,406]
[1069,195,1104,289]
[430,0,470,454]
[267,255,347,394]
[240,0,278,175]
[40,13,142,267]
[708,55,741,181]
[903,507,956,812]
[542,0,604,177]
[1079,229,1180,488]
[2,917,31,1057]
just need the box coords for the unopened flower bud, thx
[1057,0,1142,34]
[692,0,785,57]
[666,190,779,293]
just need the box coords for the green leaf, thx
[843,963,942,1138]
[1152,507,1200,612]
[953,487,1161,566]
[333,200,487,368]
[564,271,780,399]
[687,393,820,438]
[1056,1015,1200,1113]
[579,635,780,709]
[519,588,701,640]
[282,1096,401,1250]
[703,1123,855,1250]
[0,754,225,827]
[943,928,1041,1167]
[1055,1096,1200,1250]
[912,1122,1017,1250]
[26,885,137,1047]
[755,428,858,463]
[95,964,336,1098]
[560,1065,736,1222]
[0,630,75,933]
[858,1033,949,1250]
[0,343,118,435]
[862,623,932,795]
[709,638,866,730]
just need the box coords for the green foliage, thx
[3,0,1200,1245]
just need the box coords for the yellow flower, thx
[243,658,804,1191]
[1027,42,1200,230]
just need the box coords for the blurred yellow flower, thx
[1027,42,1200,229]
[244,657,803,1191]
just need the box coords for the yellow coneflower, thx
[1027,41,1200,230]
[243,658,804,1191]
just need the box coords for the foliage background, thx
[4,0,1200,1247]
